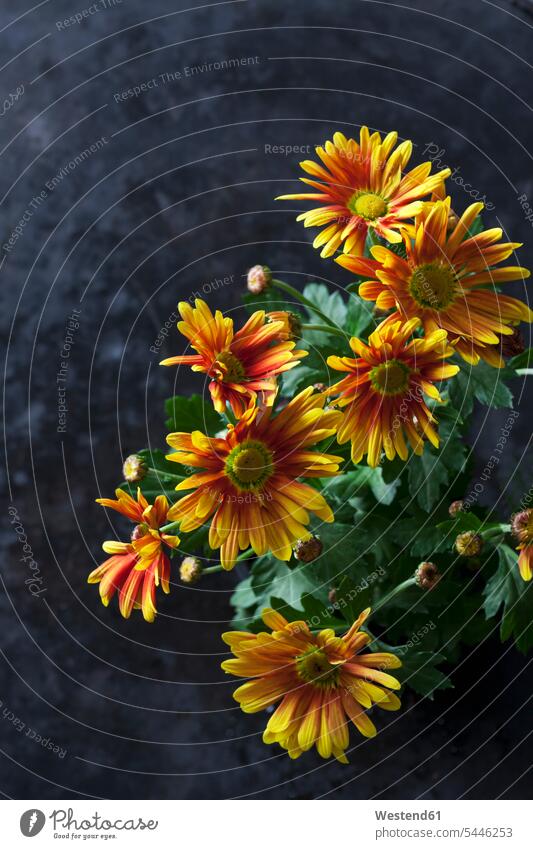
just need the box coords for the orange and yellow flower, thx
[222,607,401,762]
[338,199,532,367]
[277,125,450,257]
[327,317,459,466]
[88,488,179,622]
[160,299,307,417]
[165,388,343,569]
[511,509,533,581]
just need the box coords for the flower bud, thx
[511,508,533,544]
[328,588,337,604]
[455,531,483,557]
[448,499,465,518]
[123,454,147,483]
[447,209,460,231]
[247,264,272,294]
[415,561,441,590]
[293,535,323,563]
[131,523,148,542]
[179,556,203,584]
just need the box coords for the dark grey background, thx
[1,0,532,799]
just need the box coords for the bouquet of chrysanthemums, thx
[89,125,532,763]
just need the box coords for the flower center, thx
[370,359,411,396]
[215,350,245,382]
[225,440,273,491]
[409,262,457,310]
[296,648,340,689]
[348,191,388,220]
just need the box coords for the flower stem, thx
[301,323,347,339]
[203,549,255,574]
[160,520,181,534]
[481,524,511,541]
[373,577,417,613]
[271,279,338,329]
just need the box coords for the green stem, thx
[203,549,255,575]
[271,279,338,328]
[373,577,417,613]
[481,524,511,540]
[301,322,347,339]
[160,520,181,534]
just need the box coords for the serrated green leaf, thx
[165,394,224,435]
[448,360,513,415]
[396,649,453,698]
[300,283,347,345]
[508,347,532,370]
[483,544,533,653]
[407,431,467,512]
[345,293,373,336]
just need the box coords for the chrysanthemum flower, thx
[222,607,401,762]
[511,509,533,581]
[88,488,179,622]
[160,299,307,417]
[276,125,450,257]
[165,388,343,569]
[327,317,459,466]
[337,200,532,367]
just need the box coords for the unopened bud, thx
[511,508,533,544]
[131,523,148,542]
[447,209,460,231]
[415,561,441,590]
[449,499,465,518]
[247,264,272,294]
[500,327,525,359]
[179,556,203,584]
[123,454,147,483]
[455,531,483,557]
[293,535,323,563]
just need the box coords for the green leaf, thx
[508,348,532,370]
[373,636,452,698]
[345,293,373,336]
[448,360,513,416]
[230,576,256,610]
[483,544,533,653]
[301,283,347,344]
[465,214,484,238]
[396,649,453,698]
[407,432,467,512]
[165,394,224,435]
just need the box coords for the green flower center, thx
[370,359,411,396]
[409,262,457,310]
[225,440,273,491]
[296,648,340,689]
[348,191,388,220]
[215,350,245,382]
